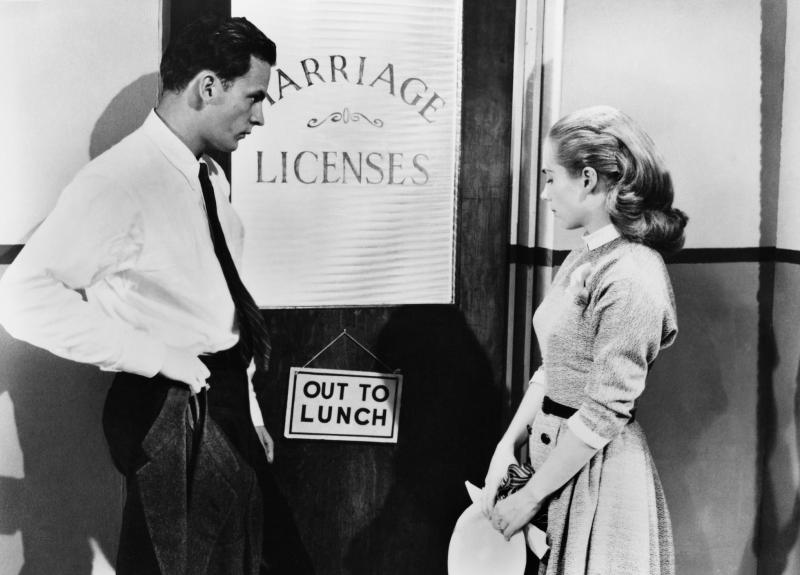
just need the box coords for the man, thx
[0,15,312,575]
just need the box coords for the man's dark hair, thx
[160,15,276,93]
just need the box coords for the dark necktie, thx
[198,162,271,371]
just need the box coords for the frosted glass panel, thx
[232,0,462,307]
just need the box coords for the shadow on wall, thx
[0,333,119,575]
[0,74,157,575]
[90,73,160,160]
[10,73,160,247]
[343,305,503,575]
[639,265,730,574]
[755,347,800,574]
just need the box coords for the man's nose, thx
[251,103,264,126]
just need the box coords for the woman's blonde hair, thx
[548,105,687,255]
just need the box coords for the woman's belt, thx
[542,395,636,422]
[541,396,577,418]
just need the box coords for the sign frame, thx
[284,366,404,443]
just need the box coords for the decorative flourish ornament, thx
[307,107,384,128]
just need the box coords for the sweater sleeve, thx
[567,274,666,448]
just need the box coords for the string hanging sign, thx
[284,330,403,443]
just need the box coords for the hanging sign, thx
[231,0,462,307]
[285,367,403,443]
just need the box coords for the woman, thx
[481,106,686,574]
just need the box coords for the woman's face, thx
[540,138,592,230]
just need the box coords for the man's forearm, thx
[0,262,165,377]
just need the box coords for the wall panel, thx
[761,263,800,575]
[0,1,162,573]
[642,263,760,574]
[0,0,161,245]
[763,1,800,572]
[776,0,800,251]
[555,0,762,251]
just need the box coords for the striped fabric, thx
[496,463,548,531]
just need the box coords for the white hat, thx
[447,483,526,575]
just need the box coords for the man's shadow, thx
[0,72,157,575]
[752,325,800,573]
[0,335,120,574]
[342,306,503,575]
[89,73,160,161]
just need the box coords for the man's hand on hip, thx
[160,347,210,395]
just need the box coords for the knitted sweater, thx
[533,234,677,447]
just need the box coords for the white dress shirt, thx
[0,110,264,426]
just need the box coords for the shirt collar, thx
[142,109,201,183]
[582,224,621,250]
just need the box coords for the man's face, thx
[205,56,272,153]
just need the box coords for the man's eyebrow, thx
[249,89,267,102]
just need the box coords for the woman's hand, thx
[490,486,543,540]
[481,441,518,518]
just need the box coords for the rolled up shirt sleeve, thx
[567,276,665,448]
[0,173,166,377]
[245,360,265,428]
[248,381,264,428]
